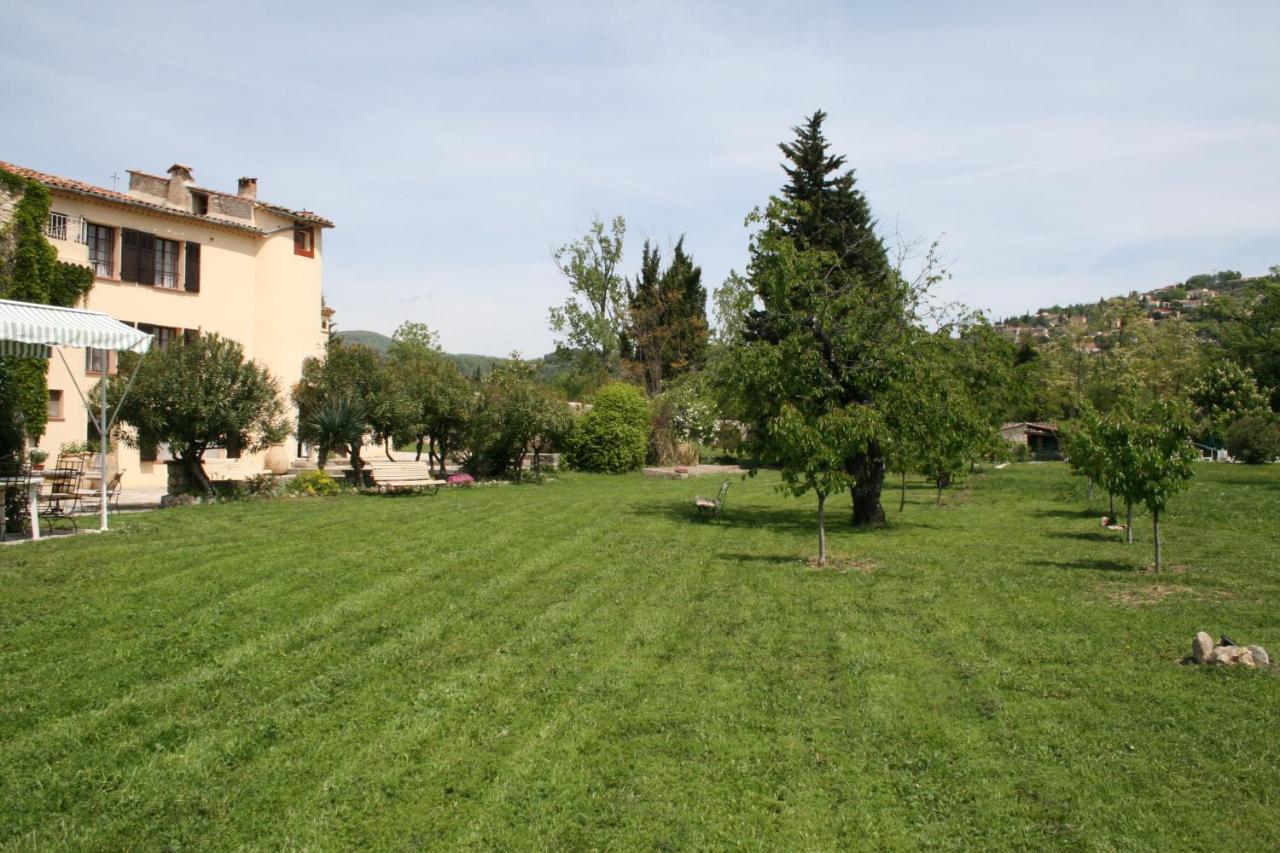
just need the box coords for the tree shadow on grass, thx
[1037,557,1137,573]
[715,551,802,567]
[1043,530,1120,544]
[627,500,817,535]
[1028,507,1103,520]
[627,499,939,536]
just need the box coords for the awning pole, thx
[100,351,108,532]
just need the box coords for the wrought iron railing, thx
[44,211,88,244]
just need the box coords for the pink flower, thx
[447,473,475,485]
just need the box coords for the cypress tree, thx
[744,111,906,525]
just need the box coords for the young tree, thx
[105,334,288,496]
[769,403,878,565]
[1113,398,1198,572]
[1062,404,1112,511]
[1092,393,1197,569]
[548,216,628,376]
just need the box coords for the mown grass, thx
[1,463,1278,850]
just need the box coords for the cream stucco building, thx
[0,160,333,487]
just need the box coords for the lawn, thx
[1,464,1278,849]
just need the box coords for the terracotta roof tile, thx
[0,160,333,231]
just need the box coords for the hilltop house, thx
[0,160,333,487]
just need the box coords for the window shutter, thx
[184,242,201,292]
[136,233,156,286]
[121,229,140,282]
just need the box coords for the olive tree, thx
[105,334,288,496]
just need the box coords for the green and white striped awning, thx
[0,298,152,358]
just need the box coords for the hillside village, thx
[993,270,1258,346]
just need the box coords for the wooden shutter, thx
[136,232,156,285]
[121,229,140,282]
[184,242,201,292]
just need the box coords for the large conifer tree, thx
[742,111,909,525]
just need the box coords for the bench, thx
[363,461,447,495]
[204,459,266,482]
[695,480,730,520]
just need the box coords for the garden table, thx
[3,474,43,540]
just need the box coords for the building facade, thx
[0,160,333,486]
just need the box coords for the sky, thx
[2,1,1277,356]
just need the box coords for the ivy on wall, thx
[0,166,95,455]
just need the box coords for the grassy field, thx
[1,463,1278,849]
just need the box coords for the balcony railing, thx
[44,211,88,244]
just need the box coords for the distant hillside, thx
[334,329,392,352]
[334,330,510,378]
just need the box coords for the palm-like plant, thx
[301,393,369,479]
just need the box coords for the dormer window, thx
[294,226,315,258]
[191,191,209,215]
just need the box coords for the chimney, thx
[165,163,193,208]
[237,177,258,200]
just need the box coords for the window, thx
[136,323,180,351]
[184,242,201,292]
[48,390,63,420]
[155,238,179,288]
[45,211,68,241]
[191,192,209,215]
[294,226,315,257]
[86,348,108,374]
[121,229,181,289]
[87,223,114,277]
[121,229,155,285]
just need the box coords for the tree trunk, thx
[899,470,907,512]
[437,439,449,477]
[817,491,827,566]
[1126,502,1133,544]
[1087,478,1094,501]
[1153,509,1161,573]
[847,444,887,526]
[350,444,364,487]
[384,436,394,462]
[1109,492,1115,517]
[415,435,424,462]
[936,479,943,506]
[183,451,214,498]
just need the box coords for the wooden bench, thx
[363,461,447,495]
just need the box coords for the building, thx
[1000,422,1061,460]
[0,160,333,486]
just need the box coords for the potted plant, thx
[27,449,48,470]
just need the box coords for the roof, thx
[0,160,332,232]
[0,298,152,356]
[1000,421,1059,435]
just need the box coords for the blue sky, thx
[2,1,1277,355]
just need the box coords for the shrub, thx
[286,469,341,497]
[566,383,650,473]
[245,472,284,498]
[1225,413,1280,464]
[447,473,475,486]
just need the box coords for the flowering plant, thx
[447,473,475,486]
